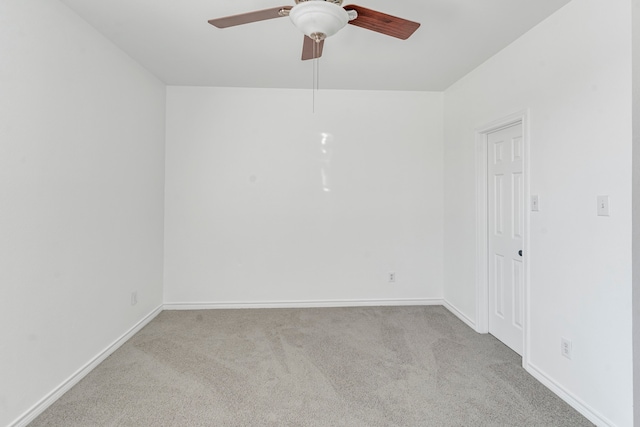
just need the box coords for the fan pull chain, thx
[312,39,320,113]
[312,56,315,113]
[315,40,320,91]
[312,40,316,113]
[316,49,320,91]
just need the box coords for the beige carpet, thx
[30,306,593,426]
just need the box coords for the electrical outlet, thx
[561,337,572,359]
[388,272,396,283]
[131,291,138,306]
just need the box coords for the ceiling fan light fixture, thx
[289,1,349,39]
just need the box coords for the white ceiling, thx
[59,0,572,91]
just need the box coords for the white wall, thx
[164,87,443,306]
[443,0,632,425]
[0,1,166,426]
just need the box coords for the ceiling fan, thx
[208,0,420,60]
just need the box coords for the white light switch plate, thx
[531,195,539,212]
[597,196,609,216]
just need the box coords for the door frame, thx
[475,110,530,363]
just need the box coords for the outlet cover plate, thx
[561,337,572,359]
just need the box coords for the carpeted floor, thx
[30,306,593,426]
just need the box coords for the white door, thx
[488,123,524,355]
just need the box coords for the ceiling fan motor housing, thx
[289,0,350,39]
[294,0,344,5]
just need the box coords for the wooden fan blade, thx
[346,5,420,40]
[208,6,292,29]
[301,36,325,60]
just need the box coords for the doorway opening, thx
[475,111,530,359]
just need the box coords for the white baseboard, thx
[164,298,443,310]
[9,305,163,427]
[525,361,615,427]
[442,299,477,330]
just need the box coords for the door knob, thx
[518,250,523,256]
